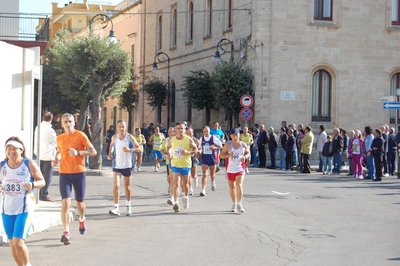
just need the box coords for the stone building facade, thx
[140,0,400,132]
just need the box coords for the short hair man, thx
[52,113,97,245]
[34,111,57,202]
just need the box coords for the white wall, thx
[0,41,36,159]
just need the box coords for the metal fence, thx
[0,13,49,41]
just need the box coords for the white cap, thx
[182,121,188,125]
[5,140,24,151]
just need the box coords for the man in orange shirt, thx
[52,113,97,245]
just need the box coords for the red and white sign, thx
[240,107,253,121]
[240,94,254,108]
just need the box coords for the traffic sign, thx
[383,102,400,109]
[240,107,253,121]
[240,94,254,108]
[380,95,396,102]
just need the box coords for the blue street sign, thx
[383,102,400,109]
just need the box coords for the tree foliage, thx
[181,70,215,125]
[211,61,253,126]
[48,30,132,169]
[119,83,139,133]
[141,75,168,110]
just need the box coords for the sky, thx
[19,0,122,15]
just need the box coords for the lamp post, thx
[214,38,234,62]
[89,14,117,44]
[152,52,171,128]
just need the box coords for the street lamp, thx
[152,52,171,128]
[214,38,234,62]
[89,14,117,44]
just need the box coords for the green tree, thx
[50,31,131,169]
[118,83,139,133]
[211,61,253,129]
[141,75,167,122]
[181,70,215,126]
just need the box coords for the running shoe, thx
[79,219,87,235]
[155,166,158,172]
[109,207,121,216]
[211,182,216,191]
[173,203,180,212]
[189,188,194,196]
[167,198,173,205]
[231,204,237,212]
[216,165,220,173]
[126,205,132,216]
[194,177,198,188]
[237,204,245,213]
[60,231,71,245]
[246,167,249,174]
[200,190,206,197]
[183,197,188,209]
[138,167,142,172]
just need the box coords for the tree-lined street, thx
[1,158,399,265]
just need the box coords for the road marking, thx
[271,191,291,195]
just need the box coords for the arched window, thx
[171,81,176,123]
[188,1,194,42]
[312,70,331,121]
[157,15,162,50]
[171,8,177,48]
[390,73,400,123]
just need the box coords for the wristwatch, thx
[77,150,80,156]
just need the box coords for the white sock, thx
[79,216,85,222]
[114,204,119,209]
[238,201,242,206]
[126,201,131,206]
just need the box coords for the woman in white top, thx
[1,137,45,266]
[220,128,249,213]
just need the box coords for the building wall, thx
[142,0,400,133]
[0,41,36,157]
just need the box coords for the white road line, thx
[271,191,291,195]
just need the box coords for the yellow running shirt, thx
[171,136,191,168]
[153,134,164,151]
[134,134,144,152]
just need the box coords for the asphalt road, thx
[0,157,399,266]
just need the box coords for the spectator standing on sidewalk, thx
[347,130,355,176]
[1,137,45,266]
[316,125,327,172]
[52,113,97,245]
[322,135,333,175]
[34,111,57,202]
[331,128,343,175]
[387,127,397,176]
[380,125,389,177]
[285,129,296,171]
[106,125,115,155]
[396,125,400,178]
[267,127,278,169]
[300,126,314,174]
[364,126,375,180]
[278,127,288,170]
[371,129,384,182]
[351,130,364,179]
[257,125,268,168]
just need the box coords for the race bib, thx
[174,147,183,158]
[203,144,212,155]
[3,180,23,196]
[155,141,161,147]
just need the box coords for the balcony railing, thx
[0,13,49,41]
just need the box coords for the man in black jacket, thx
[257,124,268,167]
[267,127,278,169]
[371,129,384,181]
[387,127,397,176]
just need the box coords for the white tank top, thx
[114,134,133,169]
[1,159,35,215]
[226,141,245,173]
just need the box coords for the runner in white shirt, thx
[220,128,249,213]
[1,137,45,266]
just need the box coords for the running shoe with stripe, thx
[167,198,173,205]
[231,204,237,212]
[237,204,245,213]
[79,219,87,235]
[173,203,180,212]
[109,207,121,216]
[60,231,71,245]
[211,181,216,191]
[126,205,132,216]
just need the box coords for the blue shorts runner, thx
[2,212,33,240]
[171,166,191,176]
[201,156,217,167]
[113,168,133,177]
[153,150,163,159]
[59,172,86,202]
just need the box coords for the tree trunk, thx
[89,89,103,169]
[157,106,161,123]
[78,102,88,130]
[127,107,132,133]
[205,107,210,126]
